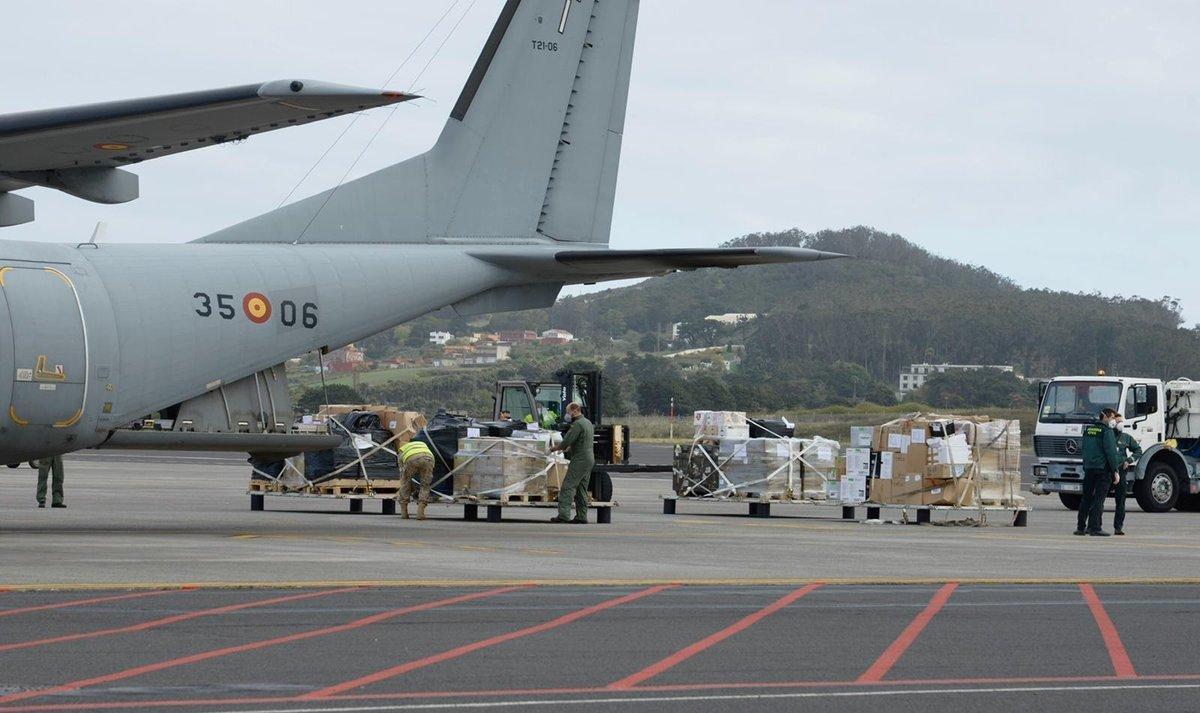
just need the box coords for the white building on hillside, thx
[898,363,1016,397]
[540,329,575,342]
[704,313,758,326]
[429,331,454,345]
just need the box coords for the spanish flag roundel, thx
[243,293,272,324]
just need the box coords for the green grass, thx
[291,366,471,389]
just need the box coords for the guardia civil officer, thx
[1113,418,1142,536]
[1076,408,1122,536]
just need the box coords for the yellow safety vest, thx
[400,441,433,463]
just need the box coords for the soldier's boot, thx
[417,502,427,520]
[400,500,410,520]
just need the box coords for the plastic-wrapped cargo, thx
[864,413,1024,508]
[674,436,840,500]
[974,419,1023,506]
[452,437,568,499]
[693,411,750,440]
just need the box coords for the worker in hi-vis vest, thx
[399,440,436,520]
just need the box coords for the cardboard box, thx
[978,472,1023,506]
[849,426,874,449]
[695,411,748,438]
[453,437,566,498]
[378,410,427,441]
[923,477,976,507]
[871,473,923,504]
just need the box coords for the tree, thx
[914,369,1034,409]
[674,320,721,349]
[358,327,403,359]
[295,384,364,414]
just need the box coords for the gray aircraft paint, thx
[0,80,414,225]
[0,0,841,464]
[198,0,635,246]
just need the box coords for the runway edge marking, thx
[608,583,823,689]
[857,582,958,683]
[1079,583,1137,678]
[299,585,677,700]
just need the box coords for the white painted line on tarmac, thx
[204,682,1200,711]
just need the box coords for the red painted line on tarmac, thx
[857,582,958,683]
[607,583,823,690]
[0,588,183,619]
[299,584,676,700]
[0,585,521,706]
[0,586,353,655]
[1080,583,1137,678]
[9,673,1200,712]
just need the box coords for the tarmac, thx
[1,447,1198,712]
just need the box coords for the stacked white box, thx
[693,411,750,440]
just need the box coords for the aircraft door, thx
[0,265,88,428]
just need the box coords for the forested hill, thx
[548,227,1199,382]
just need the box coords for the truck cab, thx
[1032,375,1200,512]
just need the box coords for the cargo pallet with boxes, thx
[248,405,615,522]
[665,411,1029,527]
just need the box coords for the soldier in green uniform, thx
[398,440,436,520]
[1112,419,1142,536]
[1077,408,1122,536]
[549,402,593,524]
[36,454,66,509]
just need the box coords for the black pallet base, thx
[662,497,1028,527]
[463,503,613,524]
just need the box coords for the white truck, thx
[1031,375,1200,513]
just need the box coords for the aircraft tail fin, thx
[199,0,639,246]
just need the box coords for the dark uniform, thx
[36,455,65,508]
[1113,430,1143,534]
[1079,420,1121,534]
[556,415,594,523]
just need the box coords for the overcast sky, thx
[7,1,1200,319]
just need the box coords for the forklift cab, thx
[493,371,602,430]
[491,370,626,471]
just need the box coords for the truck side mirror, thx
[1038,381,1049,406]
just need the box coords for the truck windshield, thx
[1039,381,1121,424]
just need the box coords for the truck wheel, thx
[1175,493,1200,512]
[1058,493,1082,511]
[5,463,19,469]
[1135,462,1180,513]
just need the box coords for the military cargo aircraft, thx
[0,0,843,465]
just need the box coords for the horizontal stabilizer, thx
[471,246,847,283]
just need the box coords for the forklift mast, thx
[490,370,633,469]
[556,370,602,427]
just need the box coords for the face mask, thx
[1113,422,1123,432]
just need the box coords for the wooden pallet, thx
[248,478,405,497]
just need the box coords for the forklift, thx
[491,370,669,500]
